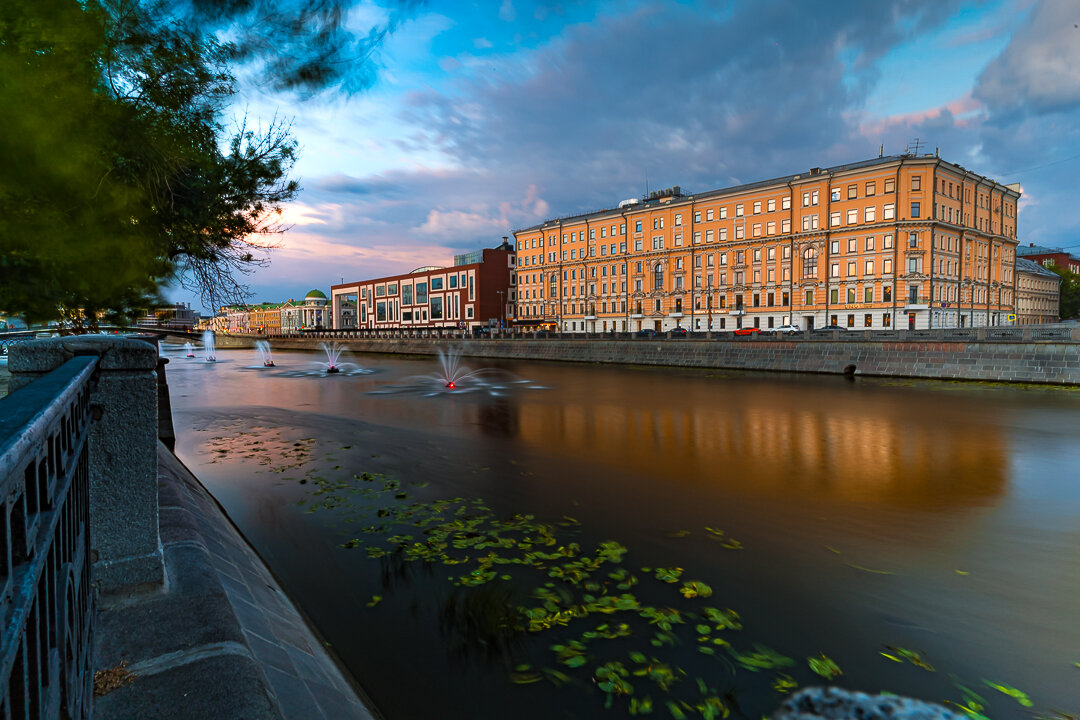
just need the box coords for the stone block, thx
[772,686,964,720]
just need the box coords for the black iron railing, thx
[0,356,97,719]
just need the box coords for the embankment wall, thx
[208,334,1080,385]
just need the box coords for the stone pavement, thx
[93,442,378,720]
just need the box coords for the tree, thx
[1,0,419,327]
[1049,265,1080,319]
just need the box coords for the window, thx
[403,285,413,304]
[735,204,744,217]
[735,225,744,240]
[635,221,642,232]
[752,223,762,237]
[847,288,856,303]
[883,258,893,274]
[376,301,386,321]
[803,248,817,277]
[831,240,840,254]
[865,206,876,223]
[847,261,856,277]
[866,181,876,196]
[847,238,857,252]
[416,282,428,303]
[848,184,857,200]
[653,263,663,290]
[768,199,776,212]
[884,178,895,193]
[376,285,385,297]
[805,290,814,305]
[719,228,727,241]
[831,289,839,303]
[694,212,701,222]
[782,219,791,233]
[864,313,873,327]
[707,209,715,221]
[705,229,714,243]
[883,203,895,220]
[864,287,873,303]
[831,188,841,202]
[674,213,682,226]
[908,232,919,248]
[753,201,761,214]
[782,196,791,210]
[830,211,841,227]
[635,239,643,251]
[911,175,921,191]
[883,234,893,250]
[767,292,774,306]
[831,263,840,278]
[847,314,855,327]
[865,260,874,275]
[883,313,891,327]
[601,226,607,237]
[910,202,921,218]
[847,208,858,224]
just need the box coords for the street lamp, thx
[496,290,505,334]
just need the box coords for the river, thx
[140,346,1080,717]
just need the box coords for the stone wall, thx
[207,333,1080,385]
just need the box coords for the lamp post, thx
[496,290,505,335]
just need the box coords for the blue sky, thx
[169,0,1080,311]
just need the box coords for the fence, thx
[0,356,97,719]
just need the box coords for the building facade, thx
[331,244,514,332]
[136,303,198,330]
[1017,244,1080,275]
[1015,257,1061,325]
[513,155,1020,333]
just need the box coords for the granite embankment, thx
[210,332,1080,385]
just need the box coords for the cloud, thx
[473,37,493,49]
[975,0,1080,114]
[499,0,516,22]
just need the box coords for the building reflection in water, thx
[500,378,1007,509]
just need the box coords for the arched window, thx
[803,247,818,277]
[653,263,664,290]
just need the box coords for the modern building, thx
[1015,257,1061,325]
[513,154,1020,333]
[135,303,199,330]
[331,242,515,332]
[1017,244,1080,275]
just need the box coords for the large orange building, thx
[512,154,1020,333]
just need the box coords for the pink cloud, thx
[860,93,983,136]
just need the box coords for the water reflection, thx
[503,380,1008,508]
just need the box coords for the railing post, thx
[10,336,165,592]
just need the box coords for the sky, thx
[168,0,1080,312]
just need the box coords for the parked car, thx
[772,325,802,334]
[813,325,848,333]
[733,327,762,336]
[636,329,658,338]
[669,327,688,337]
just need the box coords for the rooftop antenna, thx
[878,143,884,158]
[644,171,649,200]
[905,137,923,155]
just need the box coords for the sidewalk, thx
[93,442,378,720]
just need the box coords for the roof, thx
[1016,257,1063,280]
[304,289,327,299]
[1017,244,1073,257]
[515,153,1020,234]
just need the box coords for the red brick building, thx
[1016,244,1080,274]
[330,242,516,332]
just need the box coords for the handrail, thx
[0,355,97,719]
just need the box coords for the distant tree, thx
[1048,266,1080,319]
[0,0,419,327]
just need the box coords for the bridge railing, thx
[0,356,97,719]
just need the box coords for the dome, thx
[304,289,327,300]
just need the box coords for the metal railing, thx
[0,356,97,719]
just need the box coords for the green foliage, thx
[1048,266,1080,319]
[0,0,297,324]
[807,653,842,680]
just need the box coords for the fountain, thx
[202,330,216,362]
[370,346,545,397]
[184,341,195,358]
[321,342,344,373]
[255,340,275,367]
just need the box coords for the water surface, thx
[165,346,1080,719]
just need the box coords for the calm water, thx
[162,346,1080,718]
